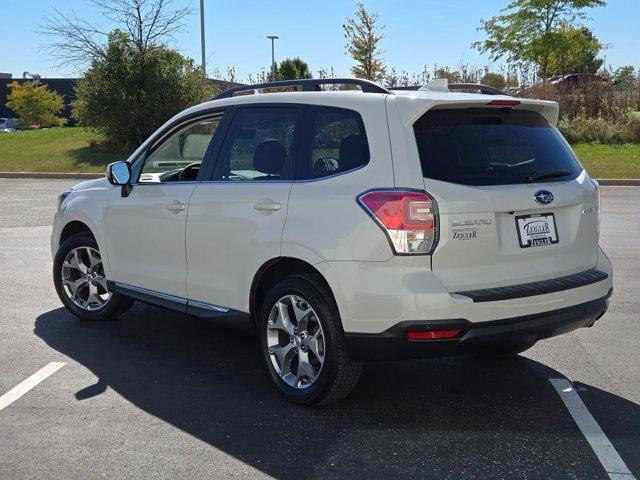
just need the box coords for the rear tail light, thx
[406,329,461,341]
[357,189,438,255]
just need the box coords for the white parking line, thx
[0,362,66,412]
[550,378,636,480]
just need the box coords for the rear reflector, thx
[357,189,438,255]
[486,100,521,107]
[406,329,461,341]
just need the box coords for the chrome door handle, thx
[166,202,186,213]
[253,201,281,212]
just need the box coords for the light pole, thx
[200,0,206,75]
[266,35,279,80]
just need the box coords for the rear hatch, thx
[414,107,599,292]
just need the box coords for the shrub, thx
[6,81,65,128]
[73,30,215,149]
[558,110,640,143]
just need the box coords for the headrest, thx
[338,135,368,171]
[181,134,211,160]
[253,140,287,175]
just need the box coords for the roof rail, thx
[389,82,508,96]
[212,78,391,100]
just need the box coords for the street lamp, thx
[200,0,206,75]
[266,35,279,80]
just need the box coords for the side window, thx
[298,108,369,180]
[212,107,298,181]
[138,115,221,183]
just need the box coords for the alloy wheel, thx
[61,246,111,311]
[266,294,326,389]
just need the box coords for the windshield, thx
[413,108,582,186]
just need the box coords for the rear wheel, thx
[53,233,133,321]
[259,274,362,405]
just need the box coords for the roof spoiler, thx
[389,78,508,96]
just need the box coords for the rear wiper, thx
[524,170,573,183]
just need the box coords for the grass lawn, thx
[573,143,640,179]
[0,128,129,173]
[0,128,639,178]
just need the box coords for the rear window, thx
[413,108,582,186]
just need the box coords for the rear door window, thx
[413,109,582,186]
[212,107,299,181]
[297,107,369,180]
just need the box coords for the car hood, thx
[71,176,110,191]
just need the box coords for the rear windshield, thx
[413,108,582,186]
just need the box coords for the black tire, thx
[258,274,362,406]
[53,233,133,321]
[475,340,537,358]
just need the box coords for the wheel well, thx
[250,257,336,321]
[59,221,95,245]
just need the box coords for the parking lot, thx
[0,178,638,479]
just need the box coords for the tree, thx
[343,4,386,82]
[73,30,213,149]
[473,0,606,85]
[546,26,604,75]
[433,67,461,83]
[6,81,65,127]
[40,0,192,68]
[612,65,637,87]
[277,58,312,80]
[481,72,507,90]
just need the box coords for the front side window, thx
[413,108,582,186]
[212,107,298,181]
[138,115,221,183]
[298,108,369,180]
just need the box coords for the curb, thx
[1,172,639,186]
[595,179,640,186]
[0,172,103,179]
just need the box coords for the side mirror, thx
[106,161,133,197]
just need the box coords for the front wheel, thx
[259,274,362,405]
[53,233,133,321]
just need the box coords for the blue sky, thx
[3,0,639,80]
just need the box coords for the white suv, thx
[52,78,613,405]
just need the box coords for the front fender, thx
[52,185,114,278]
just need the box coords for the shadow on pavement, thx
[35,304,639,480]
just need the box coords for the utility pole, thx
[200,0,206,75]
[266,35,279,80]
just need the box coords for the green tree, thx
[343,3,386,82]
[473,0,606,85]
[6,81,65,127]
[481,72,507,90]
[612,65,637,87]
[277,57,312,80]
[546,26,604,75]
[73,30,213,149]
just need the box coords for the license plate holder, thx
[516,213,559,248]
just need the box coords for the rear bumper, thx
[345,289,611,361]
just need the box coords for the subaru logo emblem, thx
[534,190,554,205]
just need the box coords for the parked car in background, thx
[51,78,612,405]
[517,73,611,97]
[0,117,18,132]
[549,73,610,87]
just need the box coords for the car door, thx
[185,105,301,314]
[106,112,224,300]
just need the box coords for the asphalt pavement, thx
[0,178,638,480]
